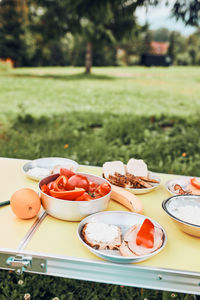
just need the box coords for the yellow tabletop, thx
[0,158,199,273]
[0,158,43,249]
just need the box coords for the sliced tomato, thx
[54,175,68,191]
[60,168,75,178]
[136,219,154,248]
[75,192,93,201]
[49,188,85,200]
[68,174,89,191]
[190,177,200,189]
[88,181,99,193]
[99,183,111,195]
[41,184,50,195]
[94,182,111,197]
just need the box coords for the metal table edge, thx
[0,248,199,295]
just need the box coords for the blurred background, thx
[0,0,200,70]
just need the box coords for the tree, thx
[0,0,28,67]
[167,31,187,65]
[172,0,200,26]
[152,28,170,42]
[29,0,140,73]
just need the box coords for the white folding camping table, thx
[0,157,199,295]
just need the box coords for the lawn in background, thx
[0,66,200,118]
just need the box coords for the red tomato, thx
[60,168,75,178]
[68,175,89,191]
[49,188,85,200]
[190,178,200,189]
[88,181,99,193]
[75,192,93,201]
[95,183,111,197]
[99,183,111,195]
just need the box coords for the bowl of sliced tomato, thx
[39,168,112,221]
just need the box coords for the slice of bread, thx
[102,161,126,179]
[126,159,148,177]
[82,222,122,250]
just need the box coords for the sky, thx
[135,1,196,36]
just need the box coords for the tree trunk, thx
[85,42,92,74]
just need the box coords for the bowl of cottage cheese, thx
[162,194,200,237]
[22,157,79,181]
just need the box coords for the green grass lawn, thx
[0,66,200,176]
[0,66,200,119]
[0,66,199,299]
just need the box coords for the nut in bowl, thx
[39,170,112,221]
[162,194,200,237]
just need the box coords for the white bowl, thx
[126,171,161,195]
[23,157,79,181]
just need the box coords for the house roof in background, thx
[150,41,169,55]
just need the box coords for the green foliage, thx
[176,52,192,66]
[152,28,171,42]
[172,0,200,26]
[0,0,27,67]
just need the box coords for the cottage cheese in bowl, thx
[27,167,51,178]
[162,194,200,237]
[168,204,200,226]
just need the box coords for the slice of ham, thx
[119,240,137,257]
[187,183,200,195]
[123,224,163,256]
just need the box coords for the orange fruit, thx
[10,188,41,219]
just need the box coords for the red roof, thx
[150,41,169,55]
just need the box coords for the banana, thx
[110,185,143,214]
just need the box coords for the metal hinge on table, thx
[5,254,47,275]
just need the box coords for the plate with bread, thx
[78,211,167,263]
[102,159,161,195]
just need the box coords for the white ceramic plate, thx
[126,171,161,195]
[22,157,79,181]
[77,211,167,264]
[103,171,161,195]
